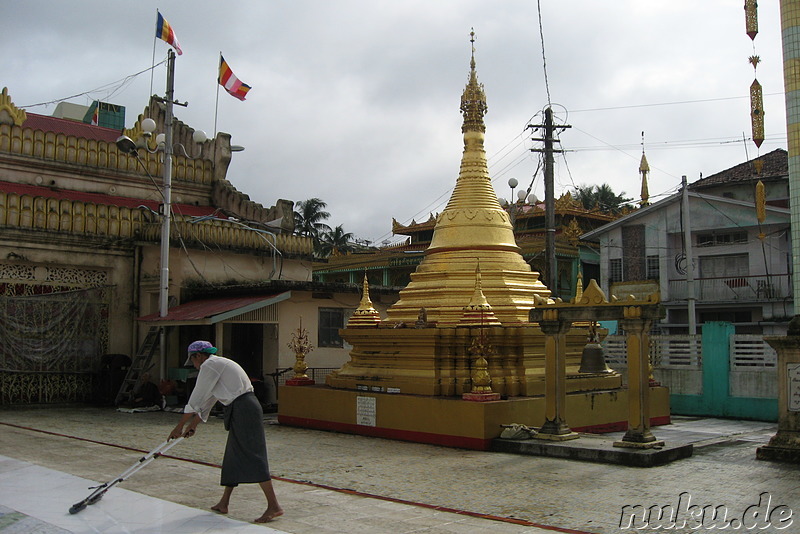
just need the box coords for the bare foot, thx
[254,508,284,523]
[211,503,228,514]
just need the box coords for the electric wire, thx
[19,59,168,110]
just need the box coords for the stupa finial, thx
[347,271,381,328]
[461,28,487,134]
[460,261,502,326]
[639,131,650,207]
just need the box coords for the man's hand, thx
[169,423,184,440]
[183,418,199,438]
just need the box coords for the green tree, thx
[293,198,332,247]
[571,183,633,214]
[318,225,355,257]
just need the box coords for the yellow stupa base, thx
[278,385,671,451]
[326,325,622,397]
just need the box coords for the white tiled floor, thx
[0,455,285,534]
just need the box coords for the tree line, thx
[295,184,631,258]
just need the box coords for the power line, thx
[568,92,784,114]
[19,60,167,110]
[536,0,552,107]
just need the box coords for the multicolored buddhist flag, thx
[219,55,251,101]
[156,12,183,55]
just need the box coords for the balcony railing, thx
[668,274,792,302]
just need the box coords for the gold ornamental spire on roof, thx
[385,31,550,326]
[639,132,650,207]
[427,30,517,255]
[347,272,381,328]
[459,262,502,327]
[460,30,487,135]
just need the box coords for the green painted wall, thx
[670,321,777,421]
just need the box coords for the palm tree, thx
[572,183,633,214]
[293,198,332,246]
[318,225,355,257]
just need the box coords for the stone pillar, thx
[615,311,664,448]
[538,316,578,440]
[757,319,800,462]
[754,0,800,465]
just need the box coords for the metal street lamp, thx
[114,49,182,379]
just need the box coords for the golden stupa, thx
[324,35,618,397]
[280,34,669,449]
[385,37,550,326]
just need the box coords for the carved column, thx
[538,312,579,440]
[615,309,663,448]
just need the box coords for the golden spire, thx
[385,31,550,326]
[428,30,517,255]
[574,270,584,303]
[459,262,502,326]
[347,272,381,328]
[460,29,487,135]
[639,131,650,207]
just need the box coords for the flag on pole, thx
[156,12,183,55]
[219,55,251,100]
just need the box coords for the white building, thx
[582,149,792,336]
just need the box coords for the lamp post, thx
[115,49,190,379]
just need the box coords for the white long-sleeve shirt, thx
[184,355,253,422]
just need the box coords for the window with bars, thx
[699,254,749,278]
[318,307,354,348]
[696,231,748,247]
[318,308,345,348]
[646,255,660,280]
[609,258,623,284]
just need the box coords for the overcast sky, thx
[3,1,788,245]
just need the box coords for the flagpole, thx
[214,52,221,138]
[150,9,159,98]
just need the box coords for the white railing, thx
[668,274,792,302]
[602,334,702,368]
[730,335,777,369]
[652,335,702,367]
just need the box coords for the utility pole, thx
[530,107,570,298]
[680,175,697,336]
[154,49,187,378]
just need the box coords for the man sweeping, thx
[169,340,283,523]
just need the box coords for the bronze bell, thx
[579,340,613,373]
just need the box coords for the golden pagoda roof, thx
[385,32,550,326]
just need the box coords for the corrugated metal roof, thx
[22,113,121,143]
[138,292,291,324]
[0,180,217,217]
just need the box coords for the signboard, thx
[356,396,376,426]
[788,363,800,412]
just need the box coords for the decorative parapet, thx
[0,191,144,238]
[0,88,26,126]
[141,217,314,256]
[211,180,295,234]
[0,190,312,256]
[0,118,213,185]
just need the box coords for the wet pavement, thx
[0,406,797,533]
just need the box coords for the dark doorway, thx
[229,324,264,379]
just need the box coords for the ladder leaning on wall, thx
[114,326,160,406]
